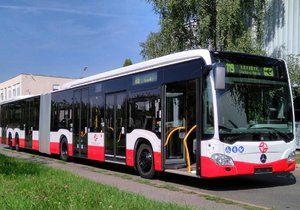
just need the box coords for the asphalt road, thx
[1,145,299,210]
[161,169,299,209]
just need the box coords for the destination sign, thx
[225,63,274,77]
[133,71,158,85]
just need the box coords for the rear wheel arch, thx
[134,138,151,152]
[59,135,68,145]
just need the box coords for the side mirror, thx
[214,64,226,90]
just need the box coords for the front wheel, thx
[136,144,157,179]
[60,139,69,161]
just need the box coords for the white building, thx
[0,74,75,103]
[264,0,300,57]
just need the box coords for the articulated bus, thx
[0,49,296,178]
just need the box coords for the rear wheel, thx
[15,135,19,151]
[136,144,157,179]
[8,134,13,149]
[60,139,69,161]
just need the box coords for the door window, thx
[165,80,196,162]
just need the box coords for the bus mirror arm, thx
[203,65,212,76]
[214,64,226,90]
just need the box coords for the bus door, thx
[164,80,197,171]
[24,99,33,148]
[105,92,126,162]
[73,88,89,158]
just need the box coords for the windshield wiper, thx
[253,127,291,141]
[223,132,252,142]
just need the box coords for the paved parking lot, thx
[162,167,299,209]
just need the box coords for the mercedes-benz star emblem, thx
[260,154,267,163]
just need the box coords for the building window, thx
[0,89,3,101]
[4,88,7,99]
[16,83,21,96]
[8,87,11,99]
[13,86,16,97]
[52,84,60,91]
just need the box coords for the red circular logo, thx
[259,142,268,153]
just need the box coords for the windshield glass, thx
[214,53,294,143]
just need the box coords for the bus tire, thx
[60,138,69,161]
[15,135,20,151]
[8,134,13,149]
[136,143,157,179]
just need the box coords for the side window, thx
[294,92,300,122]
[33,97,40,130]
[59,91,73,130]
[51,90,73,131]
[128,88,161,135]
[203,75,214,139]
[51,101,59,131]
[90,83,104,133]
[90,95,104,132]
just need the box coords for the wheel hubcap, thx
[62,144,68,157]
[139,149,152,173]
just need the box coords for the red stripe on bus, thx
[201,156,296,178]
[50,142,60,154]
[126,149,134,167]
[154,152,162,171]
[50,142,73,156]
[68,144,73,156]
[19,138,25,148]
[87,146,104,161]
[126,149,162,171]
[6,137,9,145]
[32,140,39,150]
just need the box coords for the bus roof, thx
[61,49,212,90]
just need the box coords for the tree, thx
[123,58,133,67]
[287,54,300,96]
[141,0,267,59]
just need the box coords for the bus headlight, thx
[211,153,234,166]
[287,151,296,163]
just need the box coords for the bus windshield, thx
[214,53,294,143]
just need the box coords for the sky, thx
[0,0,159,82]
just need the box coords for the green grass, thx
[0,154,190,210]
[297,153,300,164]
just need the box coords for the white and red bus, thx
[0,49,296,178]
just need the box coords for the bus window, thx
[51,90,73,131]
[128,88,161,135]
[203,75,214,139]
[90,95,104,132]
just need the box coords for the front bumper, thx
[201,156,296,178]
